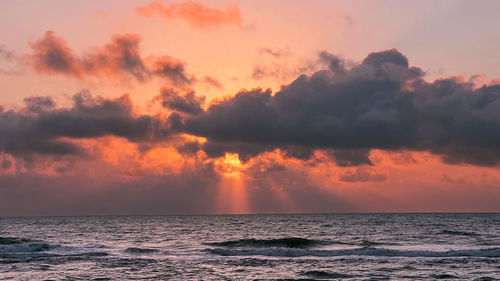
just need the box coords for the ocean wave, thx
[0,237,34,245]
[124,247,159,254]
[0,251,109,264]
[207,246,500,258]
[430,273,460,279]
[0,236,111,264]
[205,237,329,249]
[0,236,54,254]
[301,270,353,279]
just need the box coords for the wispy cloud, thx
[135,0,243,28]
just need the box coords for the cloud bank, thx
[184,49,500,166]
[0,91,175,159]
[2,48,500,215]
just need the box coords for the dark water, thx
[1,214,499,280]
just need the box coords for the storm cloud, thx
[0,91,175,158]
[185,49,500,166]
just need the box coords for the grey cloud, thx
[28,31,195,86]
[184,49,500,166]
[177,140,202,155]
[156,87,205,115]
[149,55,193,86]
[330,148,373,167]
[319,51,346,75]
[0,90,175,158]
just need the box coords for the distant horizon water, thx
[2,211,500,218]
[1,213,499,280]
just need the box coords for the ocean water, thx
[0,214,499,280]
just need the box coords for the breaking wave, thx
[0,236,109,264]
[0,236,53,254]
[207,246,500,258]
[301,270,354,279]
[205,237,329,249]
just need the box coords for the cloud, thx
[250,49,316,81]
[319,51,347,75]
[10,48,500,167]
[27,31,82,77]
[26,31,193,86]
[135,0,243,28]
[251,63,312,81]
[339,167,387,182]
[82,33,150,82]
[258,47,292,58]
[201,76,223,88]
[329,148,373,167]
[184,49,500,166]
[0,90,175,159]
[0,45,22,75]
[154,87,205,115]
[148,55,193,86]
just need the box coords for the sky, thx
[1,0,500,216]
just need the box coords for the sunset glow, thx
[1,0,500,216]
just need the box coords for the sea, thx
[0,214,499,280]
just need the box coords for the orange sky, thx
[0,0,499,216]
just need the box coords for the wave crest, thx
[205,237,327,249]
[124,247,159,254]
[207,246,500,258]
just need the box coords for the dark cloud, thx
[186,88,275,143]
[27,31,82,76]
[149,55,193,86]
[282,146,315,160]
[329,149,373,167]
[0,90,175,159]
[319,51,346,75]
[10,48,500,167]
[177,140,202,155]
[23,96,56,113]
[184,49,500,166]
[155,87,205,115]
[82,34,150,82]
[27,31,194,85]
